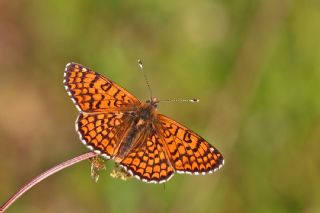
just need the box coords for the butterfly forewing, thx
[157,114,224,175]
[64,62,140,113]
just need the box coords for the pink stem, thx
[0,151,98,212]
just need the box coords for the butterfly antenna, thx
[138,59,153,100]
[158,98,200,103]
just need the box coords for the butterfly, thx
[63,62,224,183]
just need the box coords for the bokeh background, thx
[0,0,319,212]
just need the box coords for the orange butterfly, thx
[64,62,224,183]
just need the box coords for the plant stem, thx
[0,151,98,213]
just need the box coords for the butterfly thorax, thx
[137,100,158,121]
[114,101,158,163]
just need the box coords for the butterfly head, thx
[146,97,159,108]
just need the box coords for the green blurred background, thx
[0,0,319,212]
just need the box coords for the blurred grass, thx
[0,0,319,212]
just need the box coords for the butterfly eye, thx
[129,111,136,117]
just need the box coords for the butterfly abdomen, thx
[115,103,156,162]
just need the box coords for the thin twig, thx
[0,151,98,212]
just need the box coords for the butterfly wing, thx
[120,132,175,183]
[157,114,224,175]
[64,62,140,113]
[76,112,134,159]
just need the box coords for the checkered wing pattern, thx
[64,62,140,113]
[76,112,131,159]
[120,132,174,183]
[158,114,224,175]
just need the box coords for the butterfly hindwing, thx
[76,112,132,159]
[120,132,175,183]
